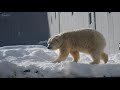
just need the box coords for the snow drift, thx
[0,45,120,78]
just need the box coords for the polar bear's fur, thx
[47,28,108,64]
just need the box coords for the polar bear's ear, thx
[55,36,60,40]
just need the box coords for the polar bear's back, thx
[60,28,106,52]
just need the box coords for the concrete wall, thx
[0,12,50,47]
[108,12,120,54]
[47,12,59,36]
[95,12,109,54]
[95,12,120,54]
[48,12,89,34]
[60,12,89,32]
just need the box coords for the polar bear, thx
[47,28,108,64]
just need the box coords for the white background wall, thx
[96,12,120,54]
[48,12,89,34]
[47,12,59,36]
[110,12,120,54]
[95,12,109,54]
[60,12,89,32]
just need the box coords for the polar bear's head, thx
[47,35,63,50]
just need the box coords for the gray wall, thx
[95,12,109,54]
[48,12,89,36]
[95,12,120,54]
[60,12,89,32]
[47,12,59,36]
[0,12,50,47]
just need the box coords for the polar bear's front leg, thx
[52,48,69,63]
[70,51,80,62]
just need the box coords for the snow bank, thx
[0,45,120,78]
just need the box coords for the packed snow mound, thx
[0,45,120,78]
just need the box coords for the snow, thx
[0,45,120,78]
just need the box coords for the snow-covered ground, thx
[0,45,120,78]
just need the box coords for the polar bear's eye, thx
[55,38,59,42]
[49,42,53,45]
